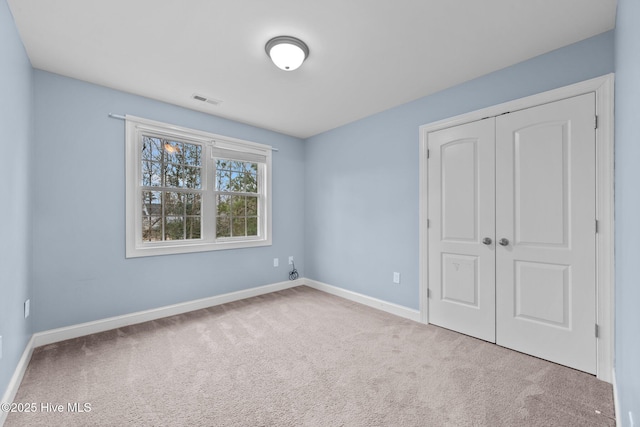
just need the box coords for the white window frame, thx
[125,115,272,258]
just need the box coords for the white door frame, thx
[418,74,615,382]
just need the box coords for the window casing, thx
[125,116,272,258]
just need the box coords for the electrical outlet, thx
[289,256,294,265]
[273,258,279,267]
[393,272,400,284]
[24,299,30,318]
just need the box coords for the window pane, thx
[142,191,162,216]
[231,196,246,217]
[185,193,201,216]
[216,170,230,191]
[217,195,230,215]
[184,166,201,189]
[177,167,186,188]
[164,141,183,164]
[216,216,230,238]
[164,192,183,216]
[237,171,250,192]
[164,163,182,187]
[183,143,201,166]
[186,217,201,239]
[142,216,162,241]
[216,159,258,193]
[142,137,162,161]
[246,172,258,193]
[143,139,202,190]
[247,196,258,216]
[141,191,202,242]
[142,161,162,187]
[230,172,243,191]
[164,216,185,240]
[247,217,258,236]
[232,217,246,237]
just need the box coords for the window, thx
[215,159,259,238]
[125,116,272,257]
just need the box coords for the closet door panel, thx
[495,93,597,374]
[427,118,496,342]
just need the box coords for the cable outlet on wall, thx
[393,272,401,284]
[24,299,30,318]
[273,258,279,267]
[289,256,294,265]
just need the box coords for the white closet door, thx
[427,119,496,342]
[495,93,597,374]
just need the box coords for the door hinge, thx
[427,149,430,159]
[595,323,599,338]
[427,219,430,228]
[595,220,599,234]
[595,115,598,129]
[427,288,431,298]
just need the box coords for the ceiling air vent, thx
[192,94,223,106]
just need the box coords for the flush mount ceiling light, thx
[265,36,309,71]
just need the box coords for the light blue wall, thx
[304,30,614,310]
[614,0,640,424]
[0,0,33,399]
[31,71,305,332]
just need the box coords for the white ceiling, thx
[7,0,616,139]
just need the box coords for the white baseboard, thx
[33,279,303,348]
[1,335,36,426]
[303,278,421,322]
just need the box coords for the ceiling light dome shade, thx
[265,36,309,71]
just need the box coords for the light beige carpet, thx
[5,286,614,426]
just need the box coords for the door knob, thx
[482,237,492,245]
[498,238,509,246]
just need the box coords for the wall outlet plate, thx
[393,272,400,284]
[24,299,30,318]
[289,256,294,265]
[273,258,279,267]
